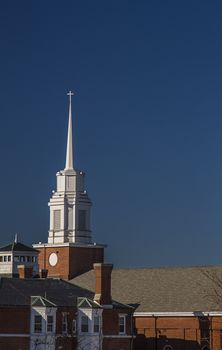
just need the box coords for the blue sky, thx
[0,1,222,267]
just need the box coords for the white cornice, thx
[33,242,106,249]
[134,311,222,317]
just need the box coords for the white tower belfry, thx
[47,92,92,244]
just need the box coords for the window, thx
[119,315,126,334]
[32,256,36,262]
[62,313,68,334]
[20,256,25,262]
[72,319,76,334]
[0,256,3,262]
[78,210,86,231]
[47,315,54,333]
[14,256,19,262]
[26,256,31,262]
[93,316,100,333]
[8,255,11,262]
[34,315,42,333]
[54,210,61,230]
[81,316,89,333]
[3,256,7,262]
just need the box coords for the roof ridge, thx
[111,264,222,271]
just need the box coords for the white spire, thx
[65,91,74,170]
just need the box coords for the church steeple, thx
[65,91,74,171]
[47,91,92,245]
[33,92,105,280]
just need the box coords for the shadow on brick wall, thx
[133,335,206,350]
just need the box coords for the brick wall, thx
[103,337,132,350]
[134,315,222,350]
[37,245,104,279]
[103,308,133,335]
[0,306,30,350]
[0,306,30,333]
[0,337,29,350]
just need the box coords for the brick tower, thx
[33,91,104,279]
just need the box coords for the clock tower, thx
[33,92,104,279]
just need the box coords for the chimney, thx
[93,263,113,305]
[40,269,48,279]
[17,265,33,279]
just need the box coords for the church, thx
[33,91,104,280]
[0,92,222,350]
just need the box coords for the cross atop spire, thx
[67,90,74,101]
[65,90,75,171]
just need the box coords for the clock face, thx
[49,252,58,266]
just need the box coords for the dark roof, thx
[31,296,57,307]
[0,242,38,253]
[77,297,101,309]
[0,278,93,306]
[71,265,222,313]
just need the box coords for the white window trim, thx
[47,315,54,333]
[81,315,89,333]
[34,315,42,334]
[119,314,127,335]
[93,315,100,334]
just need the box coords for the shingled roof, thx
[0,242,38,252]
[70,265,222,313]
[0,278,93,306]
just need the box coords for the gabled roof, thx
[70,265,222,313]
[0,278,94,306]
[31,296,57,307]
[77,297,101,309]
[0,242,38,253]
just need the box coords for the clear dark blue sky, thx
[1,1,222,267]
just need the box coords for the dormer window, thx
[81,315,89,333]
[34,315,42,333]
[93,315,100,333]
[47,315,54,333]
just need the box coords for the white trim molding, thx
[134,311,222,317]
[103,335,134,338]
[33,242,105,249]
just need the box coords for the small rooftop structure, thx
[0,239,39,277]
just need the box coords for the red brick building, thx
[3,94,221,350]
[0,263,134,350]
[73,265,222,350]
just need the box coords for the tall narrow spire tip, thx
[65,91,75,171]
